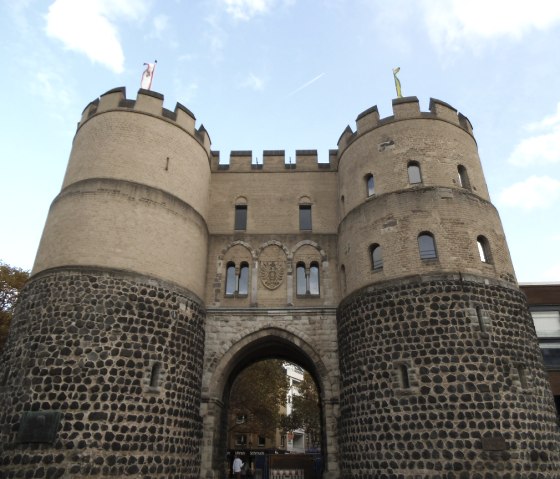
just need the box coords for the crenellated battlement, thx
[79,87,211,154]
[210,149,339,172]
[338,96,473,151]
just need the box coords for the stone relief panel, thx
[259,261,285,290]
[257,243,288,307]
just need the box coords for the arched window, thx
[225,262,237,295]
[296,262,307,296]
[296,261,320,296]
[238,262,249,295]
[366,174,375,197]
[418,232,437,260]
[457,165,470,189]
[225,262,250,296]
[407,161,422,184]
[370,244,383,271]
[309,262,320,295]
[477,235,492,263]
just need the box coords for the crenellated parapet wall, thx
[80,87,211,154]
[337,96,473,152]
[210,149,339,172]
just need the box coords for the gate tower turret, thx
[336,96,560,477]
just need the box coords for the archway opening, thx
[214,335,328,479]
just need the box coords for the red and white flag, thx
[141,61,157,90]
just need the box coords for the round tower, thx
[336,97,560,477]
[0,88,210,477]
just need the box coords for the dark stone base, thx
[337,274,560,479]
[0,268,206,478]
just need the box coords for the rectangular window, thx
[541,343,560,368]
[532,311,560,338]
[258,436,266,447]
[235,434,247,446]
[299,205,312,230]
[235,205,247,230]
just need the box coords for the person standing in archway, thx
[232,455,244,479]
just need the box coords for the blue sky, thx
[1,0,559,283]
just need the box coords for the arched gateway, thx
[1,88,559,478]
[200,325,340,478]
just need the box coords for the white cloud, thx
[499,175,560,211]
[508,102,560,166]
[45,0,150,73]
[420,0,560,50]
[241,73,265,91]
[222,0,275,21]
[30,69,73,108]
[151,14,169,39]
[204,15,227,58]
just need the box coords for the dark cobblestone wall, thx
[0,268,205,478]
[337,274,560,479]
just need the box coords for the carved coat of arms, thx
[259,261,284,290]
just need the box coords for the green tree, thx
[280,372,321,449]
[0,261,30,350]
[229,359,289,441]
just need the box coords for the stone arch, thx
[292,239,328,262]
[200,326,340,479]
[207,327,335,398]
[256,239,291,260]
[219,240,257,261]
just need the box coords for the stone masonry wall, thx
[0,268,206,478]
[337,273,560,479]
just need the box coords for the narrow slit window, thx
[477,235,492,263]
[234,205,247,230]
[418,233,437,260]
[366,174,375,197]
[340,265,347,293]
[149,362,161,389]
[399,364,410,389]
[476,306,486,333]
[408,161,422,184]
[457,165,470,189]
[299,205,312,230]
[370,244,383,270]
[517,366,528,389]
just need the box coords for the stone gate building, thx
[1,87,559,478]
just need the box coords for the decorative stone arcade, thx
[1,87,559,478]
